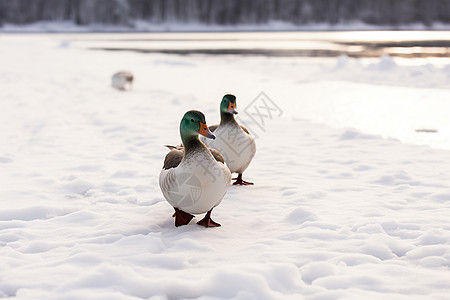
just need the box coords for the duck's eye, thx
[190,119,194,122]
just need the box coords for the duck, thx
[201,94,256,185]
[112,71,134,90]
[159,110,231,227]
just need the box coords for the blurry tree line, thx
[1,0,449,27]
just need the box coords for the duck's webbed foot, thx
[197,209,221,227]
[173,207,194,227]
[232,173,254,185]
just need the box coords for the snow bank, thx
[3,20,450,33]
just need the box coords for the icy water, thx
[59,31,450,60]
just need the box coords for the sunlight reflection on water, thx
[68,31,450,64]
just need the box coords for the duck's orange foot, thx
[197,209,221,227]
[232,173,254,185]
[173,207,194,227]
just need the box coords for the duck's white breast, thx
[204,124,256,174]
[159,152,231,214]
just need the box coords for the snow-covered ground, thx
[1,33,450,299]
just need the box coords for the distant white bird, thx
[111,71,134,90]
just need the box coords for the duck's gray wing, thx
[163,149,184,170]
[209,124,219,133]
[239,125,250,135]
[165,144,184,151]
[209,148,225,164]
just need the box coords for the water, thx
[63,31,450,61]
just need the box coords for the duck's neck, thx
[181,135,208,159]
[220,112,238,127]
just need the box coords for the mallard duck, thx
[159,110,231,227]
[112,71,134,90]
[202,94,256,185]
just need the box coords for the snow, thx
[1,33,450,299]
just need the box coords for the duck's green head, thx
[180,110,215,141]
[220,94,238,115]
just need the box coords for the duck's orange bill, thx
[198,122,216,139]
[228,102,238,114]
